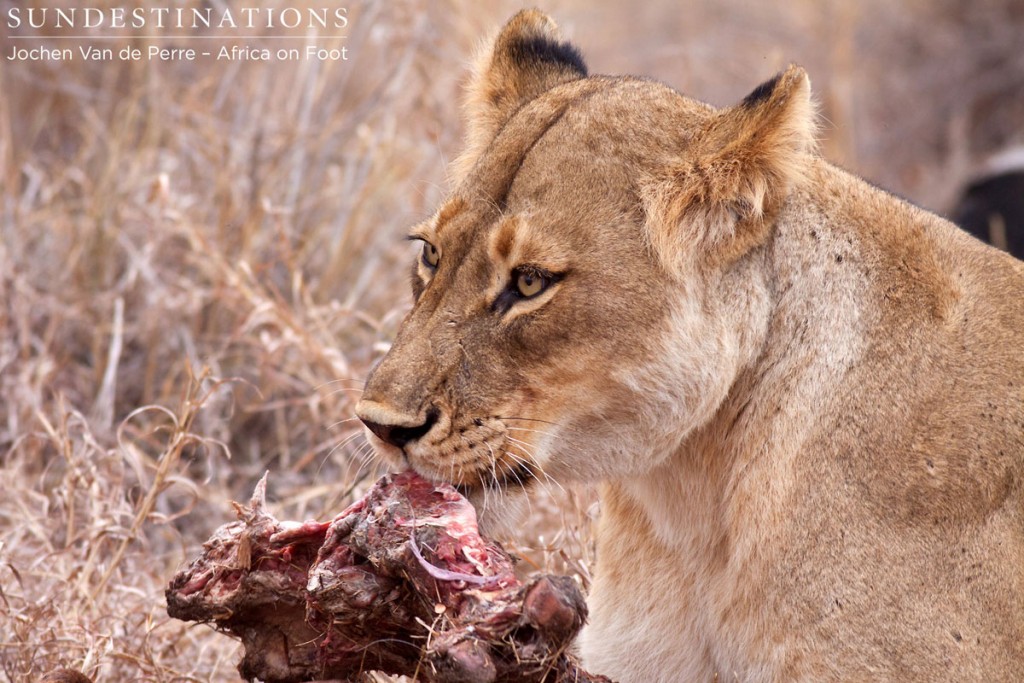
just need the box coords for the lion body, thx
[583,160,1024,681]
[357,12,1024,681]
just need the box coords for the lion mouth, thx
[403,426,540,496]
[446,459,535,496]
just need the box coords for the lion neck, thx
[610,160,869,554]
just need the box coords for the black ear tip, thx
[496,10,587,77]
[741,66,811,110]
[741,72,783,109]
[506,35,588,77]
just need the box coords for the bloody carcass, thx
[166,471,612,683]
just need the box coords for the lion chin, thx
[357,9,1024,683]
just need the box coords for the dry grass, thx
[1,0,1020,681]
[0,1,487,678]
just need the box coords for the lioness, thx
[356,10,1024,682]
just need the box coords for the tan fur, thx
[452,9,587,185]
[357,11,1024,682]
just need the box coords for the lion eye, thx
[492,267,561,313]
[422,242,440,269]
[515,270,548,298]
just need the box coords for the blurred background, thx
[1,0,1021,680]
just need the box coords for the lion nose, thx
[356,400,438,449]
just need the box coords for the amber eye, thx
[515,270,548,298]
[422,242,440,269]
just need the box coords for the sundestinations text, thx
[6,7,348,30]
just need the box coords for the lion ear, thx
[452,10,587,182]
[647,65,816,272]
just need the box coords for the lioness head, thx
[356,10,815,523]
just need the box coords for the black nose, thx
[361,409,438,449]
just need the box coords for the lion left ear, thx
[452,10,587,182]
[646,65,817,272]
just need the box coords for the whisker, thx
[503,448,561,505]
[486,453,500,514]
[456,433,486,511]
[443,442,454,490]
[498,451,534,521]
[349,443,378,485]
[504,435,537,453]
[505,425,571,444]
[320,431,360,463]
[318,430,370,478]
[498,418,585,456]
[320,387,366,399]
[496,415,561,427]
[313,378,369,391]
[504,439,567,496]
[500,447,551,498]
[325,416,366,430]
[332,430,369,453]
[483,439,503,515]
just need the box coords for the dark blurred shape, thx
[952,151,1024,259]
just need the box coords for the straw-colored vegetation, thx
[1,2,596,679]
[1,0,1019,680]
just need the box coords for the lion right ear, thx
[451,10,587,182]
[644,65,817,274]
